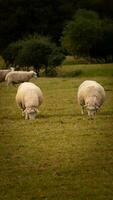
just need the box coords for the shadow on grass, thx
[38,113,80,119]
[1,111,112,122]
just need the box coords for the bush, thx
[14,35,54,75]
[2,41,23,67]
[0,56,6,69]
[71,69,82,77]
[48,47,65,67]
[43,67,58,77]
[106,55,113,63]
[2,35,65,76]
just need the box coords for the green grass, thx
[0,64,113,200]
[58,63,113,77]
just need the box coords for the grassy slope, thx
[58,63,113,77]
[0,64,113,200]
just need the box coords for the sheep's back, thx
[16,82,43,108]
[78,80,105,105]
[0,70,10,81]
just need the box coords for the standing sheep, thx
[0,67,14,82]
[77,80,106,119]
[16,82,43,120]
[5,70,37,85]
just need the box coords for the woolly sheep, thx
[5,70,37,85]
[77,80,106,119]
[16,82,43,120]
[0,67,14,82]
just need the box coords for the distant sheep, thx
[0,67,14,82]
[77,80,106,119]
[5,70,37,85]
[16,82,43,120]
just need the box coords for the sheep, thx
[0,67,14,82]
[77,80,106,119]
[5,70,37,85]
[16,82,43,120]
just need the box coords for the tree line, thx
[0,0,113,69]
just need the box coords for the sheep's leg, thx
[25,112,29,120]
[19,104,25,117]
[81,106,84,115]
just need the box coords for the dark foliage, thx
[61,9,113,60]
[0,0,113,59]
[2,35,65,76]
[0,0,77,51]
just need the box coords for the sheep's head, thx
[86,106,97,119]
[24,107,39,120]
[85,99,99,119]
[30,71,37,78]
[10,67,15,71]
[33,72,37,78]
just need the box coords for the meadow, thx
[0,64,113,200]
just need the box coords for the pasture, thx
[0,64,113,200]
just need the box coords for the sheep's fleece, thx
[16,82,43,119]
[77,80,106,118]
[0,68,14,82]
[5,70,37,85]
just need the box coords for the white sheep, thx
[16,82,43,120]
[5,70,37,85]
[0,67,14,82]
[77,80,106,119]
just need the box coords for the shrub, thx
[0,56,6,69]
[2,41,23,67]
[48,47,65,67]
[71,69,82,77]
[44,67,58,77]
[16,39,52,75]
[2,35,65,76]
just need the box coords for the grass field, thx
[0,64,113,200]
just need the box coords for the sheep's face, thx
[87,106,97,119]
[29,71,37,78]
[33,72,37,78]
[24,108,37,120]
[29,112,37,119]
[85,98,99,119]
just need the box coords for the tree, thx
[2,40,24,67]
[2,35,65,76]
[61,9,102,57]
[0,0,78,51]
[100,19,113,59]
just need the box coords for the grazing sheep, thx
[0,67,14,82]
[5,70,37,85]
[77,80,106,119]
[16,82,43,120]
